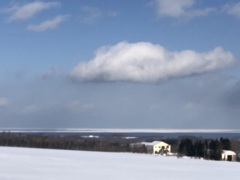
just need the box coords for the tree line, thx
[177,137,231,160]
[0,132,132,152]
[0,132,171,153]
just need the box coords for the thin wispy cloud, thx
[27,15,68,32]
[80,6,117,24]
[155,0,215,19]
[41,67,56,80]
[0,97,10,108]
[20,105,39,114]
[223,2,240,19]
[3,1,60,22]
[70,41,236,83]
[66,101,94,113]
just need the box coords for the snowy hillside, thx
[0,147,239,180]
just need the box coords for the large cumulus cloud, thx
[70,41,236,83]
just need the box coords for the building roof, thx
[222,150,236,155]
[140,141,170,147]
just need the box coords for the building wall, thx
[153,142,171,154]
[221,153,236,161]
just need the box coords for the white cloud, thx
[27,15,68,32]
[0,97,9,108]
[155,0,214,19]
[4,1,60,22]
[70,41,236,83]
[223,2,240,18]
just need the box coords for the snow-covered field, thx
[0,147,239,180]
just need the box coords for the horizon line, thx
[0,128,240,133]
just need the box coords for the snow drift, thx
[0,147,239,180]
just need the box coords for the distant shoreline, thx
[1,128,240,138]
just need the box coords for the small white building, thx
[221,150,236,161]
[141,141,171,154]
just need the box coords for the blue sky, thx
[0,0,240,129]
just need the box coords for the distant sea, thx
[1,128,240,138]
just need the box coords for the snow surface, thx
[0,147,239,180]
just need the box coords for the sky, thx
[0,0,240,129]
